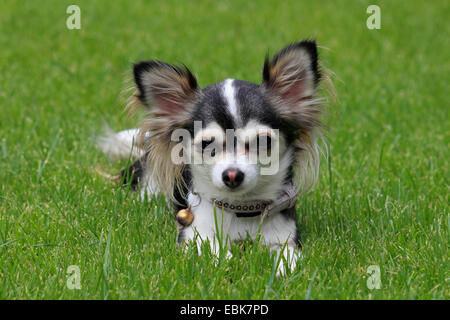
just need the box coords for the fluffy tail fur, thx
[96,127,146,160]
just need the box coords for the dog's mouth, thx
[211,180,266,202]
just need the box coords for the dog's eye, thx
[199,138,216,157]
[201,138,214,150]
[257,134,272,151]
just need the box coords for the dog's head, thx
[132,41,325,203]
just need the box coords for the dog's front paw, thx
[275,259,295,279]
[212,250,233,266]
[225,250,233,260]
[211,243,233,266]
[273,244,301,278]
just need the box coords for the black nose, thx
[222,168,245,189]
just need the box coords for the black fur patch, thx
[280,205,302,249]
[173,166,191,211]
[119,155,146,191]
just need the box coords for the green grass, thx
[0,0,448,299]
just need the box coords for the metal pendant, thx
[176,206,194,227]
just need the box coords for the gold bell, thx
[176,206,194,227]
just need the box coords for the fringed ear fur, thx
[133,61,200,202]
[262,40,327,193]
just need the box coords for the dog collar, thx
[211,180,300,218]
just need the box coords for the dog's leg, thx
[178,193,233,260]
[259,209,301,277]
[270,242,301,278]
[180,225,233,261]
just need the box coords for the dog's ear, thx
[263,41,325,194]
[262,41,319,102]
[132,61,199,203]
[262,41,322,133]
[133,60,199,122]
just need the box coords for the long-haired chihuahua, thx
[99,40,329,276]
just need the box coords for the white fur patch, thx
[223,79,238,120]
[183,190,301,276]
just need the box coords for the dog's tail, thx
[96,127,146,160]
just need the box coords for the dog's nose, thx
[222,168,245,189]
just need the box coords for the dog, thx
[98,40,327,276]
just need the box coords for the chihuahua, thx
[99,40,327,276]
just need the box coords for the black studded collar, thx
[210,180,299,218]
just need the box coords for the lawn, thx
[0,0,448,299]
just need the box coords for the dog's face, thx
[186,80,289,201]
[132,41,322,201]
